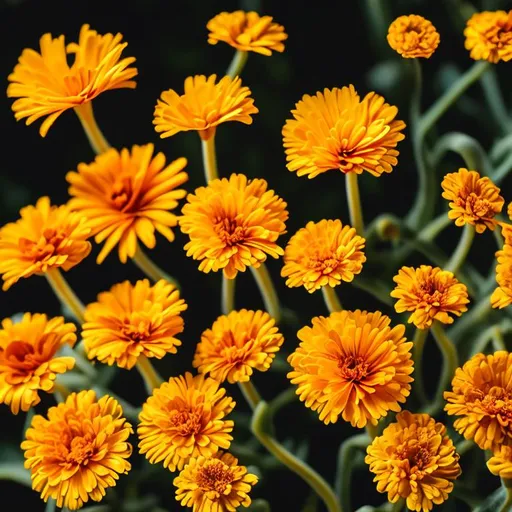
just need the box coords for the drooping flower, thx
[487,445,512,479]
[282,85,406,179]
[22,390,133,510]
[153,75,258,141]
[365,411,461,512]
[441,168,504,233]
[179,174,288,279]
[491,243,512,309]
[387,15,440,58]
[138,372,235,472]
[0,197,91,291]
[66,144,188,264]
[7,24,137,137]
[83,279,187,369]
[193,309,284,384]
[287,310,413,427]
[0,313,76,414]
[391,265,470,329]
[281,219,366,293]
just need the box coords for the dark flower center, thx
[196,461,234,493]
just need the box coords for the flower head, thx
[67,144,188,264]
[487,445,512,479]
[365,411,461,512]
[193,309,284,384]
[441,168,504,233]
[7,24,137,137]
[138,372,235,472]
[0,197,91,291]
[491,243,512,309]
[180,174,288,279]
[207,10,287,56]
[0,313,76,414]
[391,265,470,330]
[287,310,413,427]
[83,279,187,370]
[22,390,133,510]
[387,15,440,58]
[154,75,258,141]
[281,219,366,293]
[282,85,406,179]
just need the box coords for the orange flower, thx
[22,390,133,510]
[179,174,288,279]
[491,243,512,309]
[0,197,91,291]
[487,445,512,479]
[287,310,413,427]
[66,144,188,264]
[387,15,440,58]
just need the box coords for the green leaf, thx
[0,442,31,487]
[474,486,507,512]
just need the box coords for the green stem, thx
[445,224,475,275]
[499,482,512,512]
[412,328,429,405]
[250,263,281,323]
[239,380,262,411]
[132,247,179,288]
[390,499,405,512]
[448,293,493,344]
[346,172,364,235]
[201,135,219,183]
[492,326,507,351]
[0,463,32,487]
[351,277,393,307]
[365,422,379,440]
[45,268,85,324]
[492,150,512,184]
[136,354,164,394]
[491,133,512,162]
[480,68,512,135]
[221,276,236,315]
[418,214,452,242]
[74,102,111,155]
[455,439,475,457]
[322,286,343,313]
[227,50,249,78]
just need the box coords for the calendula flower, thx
[391,265,470,330]
[287,310,413,427]
[281,219,366,293]
[444,351,512,451]
[0,313,76,414]
[282,85,406,179]
[0,197,91,291]
[138,372,235,472]
[66,144,188,264]
[174,451,258,511]
[193,309,284,384]
[207,10,287,56]
[22,390,133,510]
[491,243,512,309]
[464,10,512,63]
[365,411,461,512]
[7,24,137,137]
[154,75,258,141]
[441,168,504,233]
[83,279,187,369]
[180,174,288,279]
[487,445,512,479]
[387,15,440,58]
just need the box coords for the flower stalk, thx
[201,135,219,183]
[345,172,364,235]
[227,50,249,78]
[132,247,180,288]
[446,224,475,275]
[250,264,281,323]
[412,328,429,404]
[221,276,236,315]
[322,286,343,313]
[45,268,85,324]
[74,102,111,155]
[136,354,164,394]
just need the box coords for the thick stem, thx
[322,286,343,313]
[136,354,164,394]
[499,482,512,512]
[201,135,219,183]
[480,68,512,135]
[446,224,475,275]
[45,268,85,324]
[227,50,249,78]
[250,264,281,323]
[345,172,364,235]
[221,276,236,315]
[74,102,111,155]
[365,422,379,440]
[132,247,179,288]
[239,380,263,412]
[412,328,429,404]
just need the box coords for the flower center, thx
[465,385,512,419]
[215,217,246,246]
[169,408,203,436]
[0,341,42,371]
[307,254,340,273]
[18,228,66,262]
[337,150,356,171]
[418,279,444,308]
[338,355,369,381]
[396,441,432,474]
[110,175,138,212]
[66,436,94,465]
[122,315,152,342]
[196,461,234,493]
[459,193,494,219]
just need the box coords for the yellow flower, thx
[138,372,235,472]
[464,10,512,63]
[487,445,512,479]
[281,219,366,293]
[491,243,512,309]
[66,144,188,264]
[444,351,512,451]
[0,197,91,291]
[22,390,133,510]
[154,75,258,141]
[391,265,470,330]
[282,85,406,179]
[387,15,440,58]
[179,174,288,279]
[83,279,187,370]
[441,168,504,233]
[0,313,76,414]
[365,411,461,512]
[287,310,413,427]
[7,24,137,137]
[207,10,287,56]
[193,309,284,384]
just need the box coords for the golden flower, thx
[0,197,91,291]
[441,168,504,233]
[287,310,413,427]
[387,15,440,58]
[444,351,512,451]
[193,309,284,384]
[66,143,188,264]
[22,390,133,510]
[83,279,187,369]
[282,85,406,179]
[7,24,137,137]
[281,219,366,293]
[138,372,235,472]
[491,243,512,309]
[487,445,512,479]
[179,174,288,279]
[365,411,461,512]
[174,451,258,511]
[0,313,76,414]
[207,10,287,56]
[154,75,258,141]
[464,10,512,63]
[390,265,470,330]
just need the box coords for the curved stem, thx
[346,172,364,235]
[45,268,85,324]
[227,50,249,78]
[250,263,281,323]
[449,293,493,344]
[418,214,452,242]
[136,354,164,394]
[492,325,507,351]
[53,380,71,400]
[499,482,512,512]
[221,276,236,315]
[132,247,179,288]
[365,422,379,440]
[491,133,512,162]
[412,328,429,404]
[351,277,393,307]
[239,380,263,412]
[445,224,475,275]
[492,150,512,184]
[322,286,343,313]
[74,102,111,155]
[0,462,32,487]
[480,68,512,135]
[201,135,219,183]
